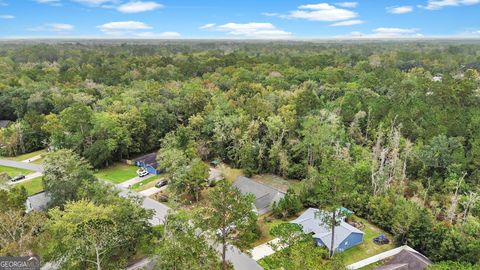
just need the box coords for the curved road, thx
[1,159,262,270]
[0,159,44,172]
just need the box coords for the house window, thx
[345,241,348,246]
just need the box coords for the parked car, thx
[11,175,26,182]
[137,168,149,177]
[373,235,390,245]
[155,179,168,188]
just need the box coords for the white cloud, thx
[330,19,364,26]
[341,27,423,38]
[422,0,480,10]
[97,21,179,38]
[117,1,163,13]
[261,12,280,17]
[28,23,74,32]
[97,21,152,32]
[71,0,118,6]
[336,2,358,8]
[373,27,418,34]
[134,31,181,38]
[0,15,15,19]
[199,23,216,30]
[202,22,292,39]
[34,0,62,6]
[387,6,414,14]
[276,3,358,22]
[458,29,480,37]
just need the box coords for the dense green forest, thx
[0,41,479,268]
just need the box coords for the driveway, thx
[250,238,282,261]
[8,172,43,185]
[118,174,154,189]
[0,159,43,172]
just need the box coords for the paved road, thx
[0,159,43,172]
[1,159,262,270]
[213,244,263,270]
[118,187,170,226]
[139,185,165,196]
[8,172,43,185]
[118,174,154,189]
[250,238,281,261]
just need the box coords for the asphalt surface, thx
[0,159,44,172]
[8,172,43,185]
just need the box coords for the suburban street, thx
[0,159,43,172]
[7,171,43,185]
[1,159,262,270]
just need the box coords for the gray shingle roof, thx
[374,250,432,270]
[232,176,285,215]
[134,152,158,169]
[25,192,50,213]
[291,208,364,251]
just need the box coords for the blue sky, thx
[0,0,479,39]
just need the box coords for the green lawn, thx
[217,163,243,183]
[3,149,47,162]
[94,163,139,184]
[130,175,165,191]
[341,216,395,265]
[0,165,33,177]
[15,176,44,195]
[32,157,45,164]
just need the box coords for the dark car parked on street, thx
[11,175,26,182]
[155,179,168,188]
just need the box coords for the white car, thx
[137,168,149,177]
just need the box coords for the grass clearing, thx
[0,165,33,177]
[252,174,302,193]
[94,163,139,184]
[341,216,395,265]
[3,149,47,162]
[32,157,45,164]
[16,176,44,195]
[217,164,243,183]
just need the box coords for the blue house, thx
[292,208,364,253]
[133,152,161,175]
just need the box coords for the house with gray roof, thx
[25,191,50,213]
[374,249,432,270]
[232,176,285,215]
[292,208,364,253]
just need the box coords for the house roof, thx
[374,250,432,270]
[25,191,50,213]
[0,120,12,128]
[133,152,158,169]
[291,208,364,251]
[232,176,285,215]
